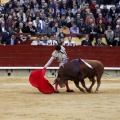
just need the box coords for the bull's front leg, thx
[74,81,85,93]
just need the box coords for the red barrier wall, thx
[0,45,120,67]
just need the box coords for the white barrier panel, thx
[0,67,120,79]
[0,67,120,70]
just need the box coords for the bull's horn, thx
[52,79,56,85]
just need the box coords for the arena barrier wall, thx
[0,46,120,78]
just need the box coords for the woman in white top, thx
[44,45,74,93]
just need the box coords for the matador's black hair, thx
[55,45,61,51]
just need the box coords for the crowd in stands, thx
[0,0,120,46]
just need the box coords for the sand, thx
[0,77,120,120]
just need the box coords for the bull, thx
[54,59,104,93]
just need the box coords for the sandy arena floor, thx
[0,77,120,120]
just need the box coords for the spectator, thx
[23,16,33,26]
[71,4,78,16]
[6,15,15,32]
[15,22,25,33]
[5,2,13,13]
[66,9,73,23]
[31,36,43,45]
[81,3,90,20]
[105,17,115,29]
[25,10,30,19]
[89,0,97,15]
[1,31,10,44]
[33,16,43,29]
[6,33,17,45]
[36,23,43,33]
[0,21,8,32]
[95,8,101,19]
[52,22,60,34]
[34,3,40,13]
[116,19,120,26]
[94,38,107,46]
[87,18,95,29]
[48,13,54,23]
[17,8,27,23]
[85,12,95,25]
[78,18,87,31]
[47,35,58,46]
[67,17,75,28]
[113,13,120,24]
[4,13,9,21]
[17,34,30,43]
[58,14,67,27]
[54,4,60,16]
[81,34,92,46]
[49,17,58,28]
[41,36,49,45]
[14,1,23,13]
[29,8,36,20]
[42,22,52,34]
[101,5,109,19]
[60,22,70,34]
[75,13,82,26]
[113,25,120,46]
[70,23,79,34]
[40,0,46,9]
[109,5,118,20]
[104,26,114,46]
[24,22,36,35]
[88,23,98,42]
[22,0,29,13]
[96,19,105,34]
[61,5,68,15]
[64,36,76,46]
[39,9,46,20]
[96,13,106,25]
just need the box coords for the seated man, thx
[94,38,107,46]
[60,22,70,34]
[64,36,76,46]
[47,35,58,46]
[70,23,79,34]
[81,34,92,46]
[24,22,36,35]
[31,36,43,45]
[41,36,49,45]
[6,33,17,45]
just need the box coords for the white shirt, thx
[31,40,43,45]
[33,20,43,29]
[64,40,76,46]
[47,40,58,46]
[2,27,5,32]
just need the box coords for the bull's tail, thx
[81,59,93,69]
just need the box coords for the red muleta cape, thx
[29,68,54,94]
